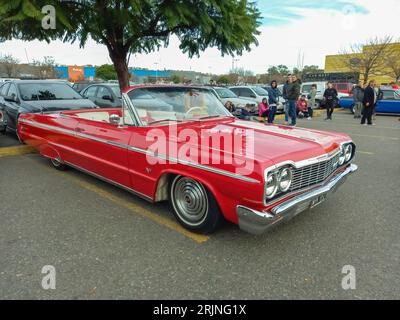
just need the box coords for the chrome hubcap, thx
[51,158,62,167]
[171,177,209,227]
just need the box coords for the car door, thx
[4,83,21,131]
[376,91,400,113]
[72,112,132,188]
[95,86,114,108]
[81,85,98,104]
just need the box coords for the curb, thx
[0,145,36,158]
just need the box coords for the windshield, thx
[19,83,83,101]
[252,86,268,96]
[128,87,232,126]
[214,88,238,99]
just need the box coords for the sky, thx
[0,0,399,75]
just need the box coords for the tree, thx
[384,47,400,82]
[96,64,118,81]
[32,56,58,79]
[339,36,393,84]
[216,75,230,85]
[0,0,261,89]
[0,54,20,77]
[169,75,182,84]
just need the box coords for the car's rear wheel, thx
[351,105,355,114]
[50,158,68,171]
[169,175,223,234]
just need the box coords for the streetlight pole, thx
[154,62,159,84]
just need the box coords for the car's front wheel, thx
[169,175,223,234]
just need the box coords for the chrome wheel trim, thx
[171,176,209,227]
[51,158,62,167]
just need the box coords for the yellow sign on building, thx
[325,42,400,85]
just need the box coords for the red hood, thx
[171,118,350,168]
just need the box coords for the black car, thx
[81,83,122,108]
[0,80,97,138]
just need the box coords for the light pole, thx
[154,62,159,84]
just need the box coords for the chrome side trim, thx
[237,164,358,235]
[19,118,260,184]
[64,160,154,202]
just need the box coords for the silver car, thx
[210,87,257,115]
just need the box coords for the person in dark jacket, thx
[239,104,253,120]
[267,80,280,124]
[323,82,338,121]
[282,74,292,124]
[287,75,301,126]
[362,80,376,125]
[352,81,364,119]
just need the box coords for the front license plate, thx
[310,194,327,209]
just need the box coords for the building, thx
[325,42,400,85]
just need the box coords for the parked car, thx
[334,82,354,96]
[339,88,400,114]
[72,80,104,93]
[208,86,257,115]
[229,86,269,105]
[81,83,122,108]
[301,81,347,108]
[0,80,96,139]
[18,85,358,235]
[0,105,5,134]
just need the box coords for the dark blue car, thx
[339,88,400,115]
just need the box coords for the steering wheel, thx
[185,106,203,116]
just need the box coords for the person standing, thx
[267,80,279,124]
[373,83,383,122]
[352,81,364,119]
[287,75,301,126]
[309,84,317,109]
[323,82,338,121]
[361,80,376,126]
[282,74,292,125]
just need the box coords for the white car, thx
[229,86,269,105]
[210,87,257,115]
[301,81,347,108]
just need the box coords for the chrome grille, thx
[289,154,340,192]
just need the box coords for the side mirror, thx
[109,114,120,125]
[250,94,257,99]
[5,95,19,103]
[102,95,113,101]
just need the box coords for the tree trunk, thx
[109,50,130,90]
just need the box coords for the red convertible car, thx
[18,85,358,235]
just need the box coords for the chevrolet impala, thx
[18,85,358,235]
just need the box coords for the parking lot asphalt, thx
[1,110,399,299]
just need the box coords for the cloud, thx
[257,0,369,25]
[0,0,398,75]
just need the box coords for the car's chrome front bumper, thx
[237,164,358,235]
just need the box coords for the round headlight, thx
[344,144,353,162]
[265,173,278,199]
[278,168,293,192]
[338,153,346,166]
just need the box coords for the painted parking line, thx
[28,157,210,244]
[358,151,374,155]
[0,145,36,158]
[349,133,399,141]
